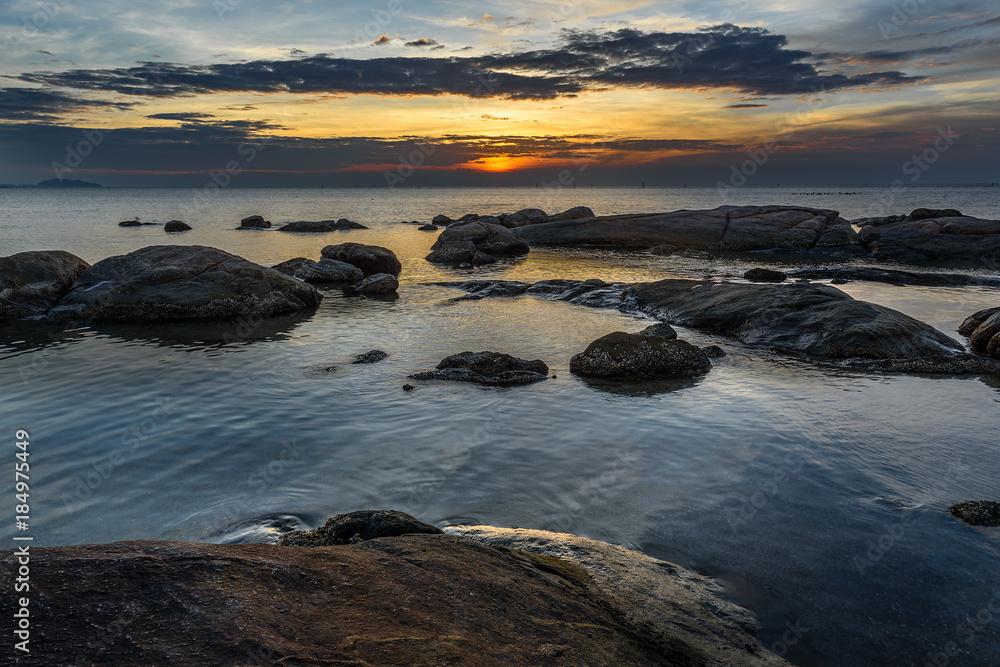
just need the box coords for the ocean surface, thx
[2,186,999,666]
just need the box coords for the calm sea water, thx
[1,187,999,666]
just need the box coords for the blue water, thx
[1,187,999,666]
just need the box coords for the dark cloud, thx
[145,112,216,121]
[13,25,922,107]
[404,38,440,47]
[724,103,769,108]
[0,88,133,123]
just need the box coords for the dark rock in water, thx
[277,219,368,232]
[426,220,529,265]
[295,258,365,283]
[960,307,1000,359]
[702,345,727,359]
[446,280,530,301]
[271,257,315,276]
[570,331,711,380]
[852,214,906,228]
[353,349,389,364]
[744,268,787,283]
[0,250,90,319]
[546,206,595,222]
[411,351,549,386]
[418,224,439,231]
[49,245,321,322]
[239,214,271,229]
[831,278,849,285]
[322,242,401,277]
[842,354,1000,374]
[354,273,399,295]
[788,267,1000,288]
[628,279,964,361]
[431,214,452,225]
[948,501,1000,527]
[501,207,548,228]
[118,220,152,227]
[402,383,415,391]
[857,214,1000,263]
[163,220,192,233]
[909,207,963,221]
[279,510,442,546]
[639,322,678,339]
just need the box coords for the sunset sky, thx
[1,0,997,186]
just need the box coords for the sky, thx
[0,0,998,187]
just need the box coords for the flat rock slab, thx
[858,215,1000,263]
[410,350,549,386]
[0,250,90,319]
[49,245,322,322]
[0,532,789,666]
[277,219,368,232]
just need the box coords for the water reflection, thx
[89,308,318,348]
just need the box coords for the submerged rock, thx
[959,307,1000,359]
[353,349,389,364]
[239,215,271,229]
[426,220,529,265]
[744,268,787,283]
[0,250,90,319]
[354,273,399,295]
[948,501,1000,527]
[322,242,401,277]
[163,220,192,233]
[628,279,964,361]
[410,351,549,386]
[277,219,368,233]
[295,258,365,283]
[279,510,441,546]
[570,331,711,380]
[49,245,321,322]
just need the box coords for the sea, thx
[2,185,999,666]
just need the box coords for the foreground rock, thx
[0,250,90,319]
[354,273,399,295]
[277,219,368,233]
[353,349,389,364]
[451,525,790,667]
[294,258,365,283]
[628,279,964,361]
[0,526,788,667]
[857,210,1000,263]
[239,214,271,229]
[571,331,711,379]
[322,242,401,276]
[959,307,1000,359]
[410,351,549,386]
[948,501,1000,527]
[49,245,321,322]
[163,220,191,233]
[515,205,865,256]
[279,510,442,546]
[426,220,530,265]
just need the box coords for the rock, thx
[163,220,192,232]
[418,224,439,231]
[277,219,368,232]
[450,525,791,667]
[501,207,548,228]
[353,349,389,364]
[627,280,964,360]
[410,351,549,386]
[402,383,415,391]
[744,268,787,283]
[570,331,711,380]
[960,307,1000,359]
[948,501,1000,527]
[787,268,1000,288]
[546,206,595,222]
[271,257,316,276]
[0,250,90,319]
[852,214,906,228]
[239,215,271,229]
[703,345,727,359]
[842,354,1000,374]
[444,280,530,301]
[857,214,1000,263]
[295,258,365,283]
[426,221,529,265]
[118,219,143,227]
[49,245,321,322]
[321,243,402,277]
[650,244,679,256]
[431,214,452,225]
[639,322,678,339]
[0,528,789,666]
[909,207,963,221]
[353,273,399,295]
[278,510,442,546]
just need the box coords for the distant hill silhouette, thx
[35,178,103,188]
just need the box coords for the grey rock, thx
[277,219,368,232]
[278,510,443,546]
[638,322,678,339]
[502,208,548,228]
[570,331,711,379]
[702,345,727,359]
[322,243,402,277]
[354,273,399,295]
[909,207,963,221]
[426,221,529,265]
[431,214,452,225]
[546,206,595,222]
[410,351,549,386]
[0,250,90,319]
[353,349,389,364]
[744,268,787,283]
[164,220,192,233]
[295,258,365,283]
[239,215,271,229]
[960,307,1000,359]
[271,257,316,276]
[857,215,1000,263]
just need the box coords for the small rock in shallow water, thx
[570,332,712,380]
[402,384,415,391]
[353,349,388,364]
[702,345,727,359]
[410,351,549,386]
[948,501,1000,527]
[164,220,191,233]
[278,509,443,546]
[744,268,787,283]
[354,273,399,295]
[418,224,439,231]
[639,322,678,339]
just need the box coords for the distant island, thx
[34,178,103,188]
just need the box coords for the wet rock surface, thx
[948,501,1000,527]
[278,510,442,546]
[426,220,530,265]
[410,351,549,386]
[744,268,787,283]
[163,220,191,232]
[354,273,399,295]
[295,258,365,283]
[960,307,1000,359]
[277,219,368,232]
[353,349,389,364]
[321,243,402,277]
[570,331,712,380]
[239,215,271,229]
[0,250,90,319]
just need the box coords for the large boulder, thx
[627,279,964,360]
[857,214,1000,263]
[501,208,549,228]
[410,351,549,386]
[353,273,399,295]
[909,207,962,221]
[50,245,321,322]
[271,257,315,276]
[547,206,595,222]
[426,221,529,265]
[163,220,192,233]
[294,259,364,283]
[321,243,401,277]
[570,331,711,379]
[959,307,1000,359]
[239,215,271,229]
[0,529,789,666]
[0,250,90,319]
[279,510,442,546]
[277,219,368,233]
